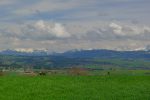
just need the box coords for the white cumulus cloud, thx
[109,22,150,36]
[0,20,71,41]
[109,23,123,35]
[34,20,70,38]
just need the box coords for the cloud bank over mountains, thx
[0,20,70,40]
[0,0,150,52]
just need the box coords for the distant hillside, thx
[58,49,150,59]
[0,49,150,70]
[0,49,150,59]
[0,49,48,56]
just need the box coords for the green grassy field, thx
[0,73,150,100]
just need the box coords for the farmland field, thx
[0,72,150,100]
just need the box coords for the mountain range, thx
[0,49,150,59]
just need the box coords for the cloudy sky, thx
[0,0,150,52]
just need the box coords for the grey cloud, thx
[0,20,71,41]
[0,20,150,51]
[1,21,150,42]
[80,22,150,42]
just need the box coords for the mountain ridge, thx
[0,49,149,59]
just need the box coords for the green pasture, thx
[0,72,150,100]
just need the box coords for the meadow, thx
[0,71,150,100]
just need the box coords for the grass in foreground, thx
[0,74,150,100]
